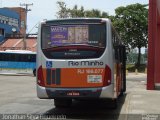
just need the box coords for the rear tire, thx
[54,99,72,108]
[112,99,118,109]
[33,69,36,76]
[120,67,126,95]
[121,51,126,94]
[122,45,126,92]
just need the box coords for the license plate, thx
[87,75,102,83]
[67,91,80,96]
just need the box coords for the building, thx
[0,7,35,52]
[0,7,26,42]
[7,7,26,35]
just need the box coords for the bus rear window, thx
[41,22,106,59]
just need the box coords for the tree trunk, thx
[136,47,141,68]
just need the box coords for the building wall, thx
[7,7,26,35]
[0,7,26,42]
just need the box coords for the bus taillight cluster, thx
[37,66,45,87]
[103,65,111,86]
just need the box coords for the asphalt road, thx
[0,73,158,120]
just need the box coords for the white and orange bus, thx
[36,18,126,108]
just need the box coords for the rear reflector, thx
[37,66,45,86]
[103,65,111,86]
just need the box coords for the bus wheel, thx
[112,99,117,109]
[54,99,72,108]
[120,66,126,96]
[33,69,36,76]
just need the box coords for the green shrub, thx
[126,64,146,73]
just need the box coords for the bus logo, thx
[68,61,104,66]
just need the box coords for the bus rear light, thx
[37,66,45,87]
[103,65,111,86]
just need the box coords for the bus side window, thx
[14,54,18,61]
[26,54,30,62]
[115,45,124,63]
[120,45,125,62]
[0,53,4,61]
[32,55,36,62]
[9,54,12,61]
[119,46,123,62]
[28,54,33,62]
[21,54,26,62]
[112,28,120,61]
[114,46,119,61]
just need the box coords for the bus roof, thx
[0,50,36,54]
[41,18,111,24]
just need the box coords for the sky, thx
[0,0,148,33]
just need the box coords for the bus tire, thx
[121,62,126,94]
[33,69,36,76]
[112,99,118,109]
[122,45,126,92]
[54,99,72,108]
[122,67,126,93]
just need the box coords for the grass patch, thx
[126,64,146,73]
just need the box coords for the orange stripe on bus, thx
[43,68,106,88]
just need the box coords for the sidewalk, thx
[123,73,160,115]
[126,72,147,78]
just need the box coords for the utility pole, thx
[20,3,33,50]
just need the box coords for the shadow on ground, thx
[43,94,126,120]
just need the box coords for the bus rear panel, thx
[37,18,125,102]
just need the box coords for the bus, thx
[36,18,126,108]
[0,50,36,76]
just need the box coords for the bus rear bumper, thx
[37,84,114,99]
[37,85,49,98]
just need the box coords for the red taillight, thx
[103,65,111,86]
[37,66,45,86]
